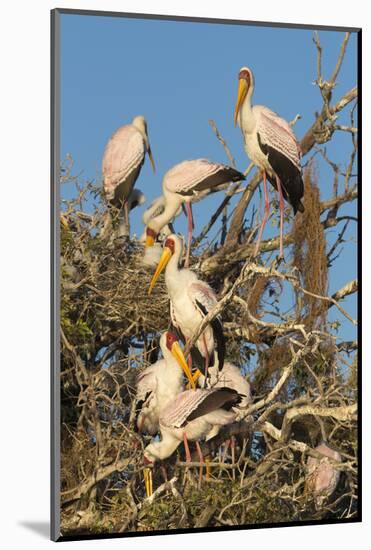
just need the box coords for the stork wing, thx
[136,364,158,401]
[188,281,218,313]
[160,388,240,428]
[164,159,244,196]
[254,106,301,171]
[102,125,145,200]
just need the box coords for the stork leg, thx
[231,436,236,481]
[195,441,205,488]
[275,175,285,259]
[202,333,210,382]
[185,202,194,268]
[118,200,130,238]
[183,432,192,463]
[182,432,192,487]
[254,170,270,257]
[144,465,153,498]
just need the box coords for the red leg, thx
[254,171,270,257]
[275,175,285,259]
[185,202,194,268]
[195,441,205,487]
[201,333,209,379]
[231,436,236,481]
[183,432,192,463]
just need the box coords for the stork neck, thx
[165,245,183,283]
[239,86,255,134]
[150,192,182,234]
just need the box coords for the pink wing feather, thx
[254,106,301,170]
[102,125,145,200]
[164,159,226,194]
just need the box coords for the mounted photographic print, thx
[51,8,360,541]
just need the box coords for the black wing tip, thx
[295,200,305,214]
[228,167,246,181]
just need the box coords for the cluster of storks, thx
[101,67,341,504]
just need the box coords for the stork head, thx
[132,115,156,173]
[234,66,254,127]
[160,331,196,389]
[148,234,182,294]
[145,225,158,247]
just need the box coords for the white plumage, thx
[148,234,224,370]
[135,331,195,435]
[145,159,244,266]
[102,115,155,236]
[306,442,342,509]
[144,387,241,463]
[234,66,304,257]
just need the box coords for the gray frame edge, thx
[51,8,61,542]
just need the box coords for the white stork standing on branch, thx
[148,234,225,377]
[144,387,242,496]
[102,115,155,237]
[144,159,245,267]
[234,67,304,258]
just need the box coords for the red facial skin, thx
[239,69,251,88]
[166,331,179,352]
[164,237,175,254]
[146,227,157,240]
[144,455,153,465]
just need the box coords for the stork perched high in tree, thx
[234,67,304,258]
[144,386,242,496]
[135,331,196,436]
[148,234,225,377]
[102,115,155,237]
[145,159,245,267]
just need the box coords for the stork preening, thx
[148,234,225,376]
[145,159,245,266]
[102,115,155,237]
[135,331,195,436]
[234,67,304,258]
[140,196,182,267]
[306,442,342,509]
[144,387,242,496]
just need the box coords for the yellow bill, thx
[144,467,153,498]
[148,246,172,294]
[171,341,196,390]
[186,368,202,390]
[233,78,248,127]
[145,233,155,247]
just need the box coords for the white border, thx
[1,1,368,547]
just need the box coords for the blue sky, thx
[60,13,358,347]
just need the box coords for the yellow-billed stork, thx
[102,115,155,236]
[140,195,182,267]
[234,67,304,258]
[135,331,196,436]
[145,159,245,266]
[148,234,225,376]
[306,442,342,509]
[144,386,242,495]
